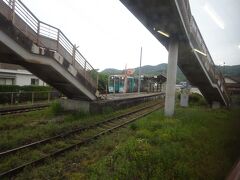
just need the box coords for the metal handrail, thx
[190,17,228,97]
[176,0,229,103]
[0,0,98,91]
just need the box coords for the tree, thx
[98,72,108,94]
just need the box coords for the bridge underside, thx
[0,41,92,100]
[0,28,95,101]
[120,0,227,105]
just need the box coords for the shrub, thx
[0,85,21,92]
[177,92,207,106]
[130,123,137,131]
[189,93,207,106]
[102,106,113,114]
[0,85,52,92]
[0,85,58,104]
[50,102,63,115]
[98,73,108,94]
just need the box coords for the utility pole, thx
[138,47,142,94]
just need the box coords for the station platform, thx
[91,92,164,113]
[0,93,164,115]
[60,92,164,114]
[104,92,164,100]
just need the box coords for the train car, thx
[108,75,125,93]
[119,76,125,93]
[108,75,118,93]
[108,74,166,94]
[127,76,135,93]
[108,75,136,93]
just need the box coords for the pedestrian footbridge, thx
[0,0,230,106]
[120,0,230,106]
[0,0,97,100]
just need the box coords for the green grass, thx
[0,100,160,176]
[88,107,240,180]
[1,101,239,179]
[14,128,134,179]
[0,100,160,151]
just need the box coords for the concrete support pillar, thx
[164,39,179,117]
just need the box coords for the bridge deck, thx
[0,0,230,104]
[119,0,229,106]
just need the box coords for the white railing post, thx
[57,30,60,51]
[8,0,12,6]
[11,0,16,24]
[84,61,87,79]
[37,21,40,45]
[72,45,76,67]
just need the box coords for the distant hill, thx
[134,64,168,76]
[101,68,123,75]
[101,63,186,83]
[217,65,240,77]
[102,64,168,76]
[101,63,240,83]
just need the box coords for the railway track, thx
[0,104,49,116]
[0,101,163,178]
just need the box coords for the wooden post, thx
[11,92,13,105]
[47,91,50,103]
[31,92,34,105]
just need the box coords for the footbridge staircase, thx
[0,0,98,100]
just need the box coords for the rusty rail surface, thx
[0,0,98,91]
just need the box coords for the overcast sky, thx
[189,0,240,66]
[21,0,240,70]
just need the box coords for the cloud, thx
[204,3,225,30]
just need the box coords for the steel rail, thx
[0,102,161,156]
[0,103,162,178]
[0,105,49,116]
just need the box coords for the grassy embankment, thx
[12,104,240,179]
[1,95,240,179]
[0,100,160,177]
[0,100,159,151]
[87,106,240,179]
